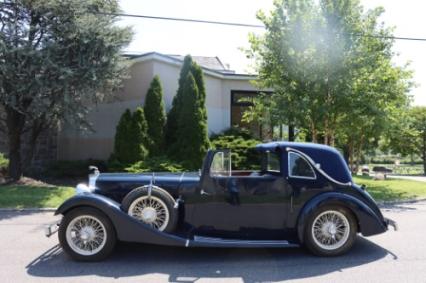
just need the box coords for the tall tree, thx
[131,107,149,162]
[174,73,210,169]
[383,107,426,175]
[144,75,166,156]
[165,55,194,149]
[0,0,132,180]
[165,55,210,159]
[245,0,412,166]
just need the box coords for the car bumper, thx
[45,219,61,237]
[385,217,398,231]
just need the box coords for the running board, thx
[188,235,300,248]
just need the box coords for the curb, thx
[378,198,426,207]
[0,208,56,212]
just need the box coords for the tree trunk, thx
[288,124,295,142]
[6,107,26,180]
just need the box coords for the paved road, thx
[1,202,426,283]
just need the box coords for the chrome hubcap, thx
[66,215,107,256]
[141,207,157,223]
[128,195,170,231]
[312,210,350,250]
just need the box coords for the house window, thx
[230,91,260,135]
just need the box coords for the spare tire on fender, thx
[121,186,178,233]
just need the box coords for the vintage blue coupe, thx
[47,142,397,261]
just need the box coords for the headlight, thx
[75,183,94,195]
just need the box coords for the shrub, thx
[173,73,210,170]
[210,127,256,140]
[210,131,261,170]
[125,156,185,173]
[111,107,149,164]
[144,75,166,155]
[165,55,210,168]
[0,153,8,169]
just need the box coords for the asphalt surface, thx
[0,202,425,283]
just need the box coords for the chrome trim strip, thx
[185,239,190,247]
[286,147,352,187]
[193,235,290,245]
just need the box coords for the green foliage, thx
[173,73,210,170]
[112,109,133,163]
[246,0,413,171]
[112,108,149,164]
[0,153,8,169]
[132,107,149,160]
[0,0,132,179]
[210,131,261,170]
[165,55,194,148]
[125,156,185,173]
[165,55,210,169]
[144,76,166,156]
[383,106,426,175]
[211,127,257,140]
[46,160,107,178]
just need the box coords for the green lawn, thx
[353,176,426,202]
[0,185,74,209]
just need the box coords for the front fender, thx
[296,192,387,243]
[55,193,186,246]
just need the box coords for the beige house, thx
[58,52,262,161]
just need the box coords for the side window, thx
[288,152,316,179]
[210,151,231,177]
[266,151,280,173]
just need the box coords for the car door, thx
[193,150,291,239]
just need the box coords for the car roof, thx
[256,141,338,153]
[256,141,352,184]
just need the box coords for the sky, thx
[118,0,425,106]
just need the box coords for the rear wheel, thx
[58,207,116,261]
[304,206,357,256]
[122,187,178,233]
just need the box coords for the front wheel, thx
[304,206,357,256]
[58,207,116,261]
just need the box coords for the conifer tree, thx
[112,108,148,164]
[144,76,166,156]
[112,109,133,163]
[165,55,194,148]
[131,107,149,162]
[175,73,210,169]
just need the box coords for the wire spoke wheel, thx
[311,210,350,251]
[128,195,170,231]
[65,215,107,256]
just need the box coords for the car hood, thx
[95,172,200,196]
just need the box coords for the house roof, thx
[123,52,256,80]
[167,55,231,72]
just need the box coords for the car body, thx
[49,142,397,261]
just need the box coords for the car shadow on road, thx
[26,237,397,283]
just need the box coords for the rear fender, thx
[55,193,186,246]
[296,192,387,243]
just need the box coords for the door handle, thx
[200,189,211,196]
